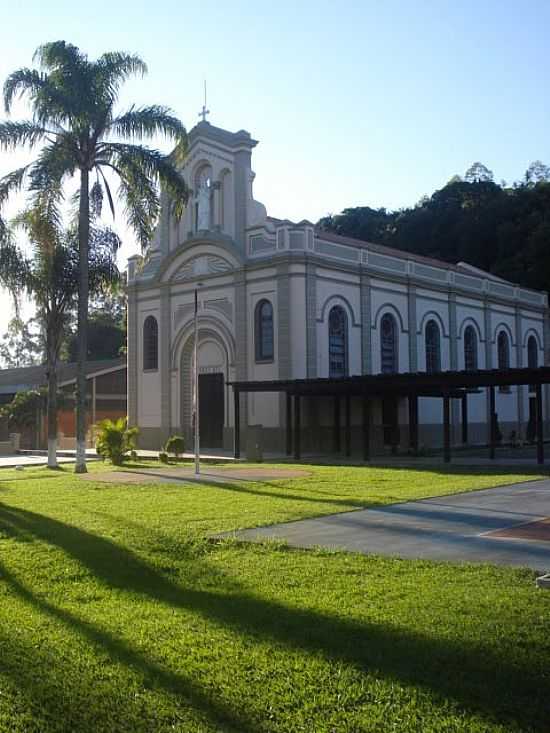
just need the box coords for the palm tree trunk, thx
[47,332,58,469]
[75,166,89,473]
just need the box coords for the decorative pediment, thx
[173,254,233,281]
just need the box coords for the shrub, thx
[165,435,185,459]
[159,451,169,464]
[95,418,139,466]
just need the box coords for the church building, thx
[127,119,549,454]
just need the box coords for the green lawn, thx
[0,462,549,732]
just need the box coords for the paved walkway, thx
[80,466,309,485]
[231,480,550,571]
[0,454,85,468]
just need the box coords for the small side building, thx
[0,358,127,449]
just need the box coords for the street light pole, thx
[193,287,200,477]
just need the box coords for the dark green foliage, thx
[318,177,550,294]
[158,451,169,464]
[67,316,125,361]
[0,388,45,428]
[165,435,185,459]
[95,417,138,465]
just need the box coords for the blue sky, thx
[1,0,549,324]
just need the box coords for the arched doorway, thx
[180,333,229,449]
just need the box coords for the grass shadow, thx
[0,560,257,732]
[0,503,548,730]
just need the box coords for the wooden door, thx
[199,373,225,448]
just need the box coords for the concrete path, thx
[0,454,87,468]
[80,466,309,485]
[231,480,550,571]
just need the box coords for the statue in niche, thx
[196,171,211,231]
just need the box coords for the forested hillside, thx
[318,162,550,294]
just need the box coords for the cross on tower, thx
[198,81,210,122]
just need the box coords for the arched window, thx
[528,335,538,394]
[425,320,441,373]
[497,330,510,392]
[195,164,213,232]
[464,325,478,371]
[329,305,348,378]
[143,316,158,370]
[255,299,274,361]
[527,335,538,370]
[497,330,510,370]
[380,313,398,373]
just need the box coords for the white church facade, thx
[127,120,550,454]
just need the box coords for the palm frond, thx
[0,121,48,151]
[96,52,147,95]
[3,68,49,113]
[33,41,85,71]
[108,155,159,249]
[28,137,76,192]
[0,230,31,299]
[101,141,189,213]
[96,166,115,219]
[108,105,187,142]
[0,165,31,208]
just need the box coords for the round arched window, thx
[425,320,441,373]
[464,325,478,371]
[329,306,348,378]
[143,316,158,370]
[380,313,398,373]
[255,299,274,361]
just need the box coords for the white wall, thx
[315,271,361,377]
[137,301,162,428]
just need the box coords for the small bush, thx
[159,451,169,464]
[95,418,139,466]
[165,435,185,459]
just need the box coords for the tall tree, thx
[524,160,550,186]
[464,162,494,183]
[0,204,120,467]
[0,41,188,472]
[0,316,42,368]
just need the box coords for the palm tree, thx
[0,41,188,472]
[0,203,120,467]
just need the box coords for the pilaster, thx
[483,298,493,441]
[360,272,372,374]
[483,299,493,369]
[277,263,291,434]
[515,306,524,434]
[212,180,222,231]
[305,262,317,378]
[127,286,138,428]
[234,270,248,379]
[544,310,550,434]
[160,288,171,443]
[407,283,417,373]
[448,293,458,370]
[277,262,291,379]
[448,292,459,439]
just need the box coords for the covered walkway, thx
[230,367,550,465]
